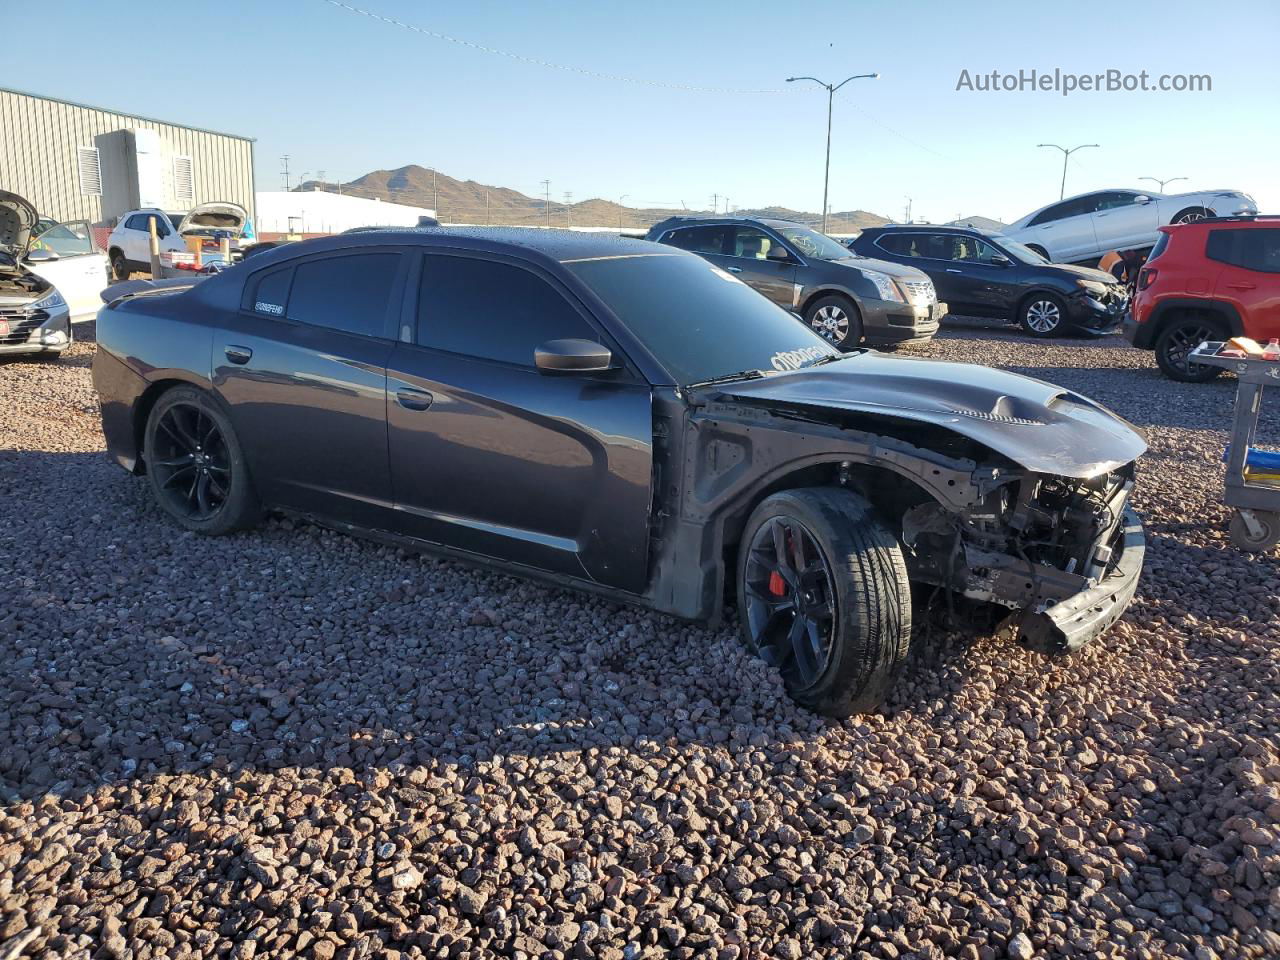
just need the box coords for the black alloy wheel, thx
[743,515,837,688]
[144,386,262,534]
[1154,318,1225,382]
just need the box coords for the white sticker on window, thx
[255,301,284,315]
[770,346,829,371]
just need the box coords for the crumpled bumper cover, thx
[1005,506,1145,655]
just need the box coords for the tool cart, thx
[1190,343,1280,552]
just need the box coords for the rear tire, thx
[144,386,262,535]
[804,294,864,350]
[1018,292,1067,337]
[1172,207,1212,225]
[1154,315,1225,382]
[736,488,912,716]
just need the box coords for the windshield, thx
[773,225,853,261]
[566,252,838,385]
[992,235,1049,264]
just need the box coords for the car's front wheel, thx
[1172,207,1212,225]
[1154,316,1225,382]
[1018,293,1067,337]
[110,250,130,281]
[736,488,912,716]
[804,295,863,350]
[144,386,262,535]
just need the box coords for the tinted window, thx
[124,214,147,231]
[772,225,851,261]
[1093,191,1139,211]
[1028,195,1097,227]
[874,233,916,256]
[566,252,836,385]
[1147,232,1171,263]
[288,253,400,335]
[250,267,293,317]
[660,225,729,255]
[417,256,596,365]
[729,226,781,260]
[30,221,94,256]
[1206,228,1280,274]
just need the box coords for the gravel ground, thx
[1,318,1277,960]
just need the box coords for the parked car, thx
[850,225,1128,337]
[1005,188,1258,264]
[644,216,943,349]
[107,202,249,280]
[93,228,1146,715]
[1,189,110,357]
[1125,216,1280,381]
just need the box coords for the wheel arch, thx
[1170,205,1213,224]
[1147,298,1243,341]
[799,286,862,318]
[132,377,226,474]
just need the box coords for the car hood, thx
[178,201,248,235]
[1041,261,1120,285]
[0,190,38,254]
[713,352,1146,478]
[832,254,927,281]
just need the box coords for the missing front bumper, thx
[999,507,1145,655]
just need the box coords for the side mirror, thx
[1134,195,1152,205]
[534,338,613,374]
[25,249,59,263]
[989,254,1012,267]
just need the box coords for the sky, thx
[8,0,1280,223]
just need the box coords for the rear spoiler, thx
[102,276,203,307]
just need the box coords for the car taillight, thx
[1138,268,1157,290]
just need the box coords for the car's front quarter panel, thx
[92,296,216,472]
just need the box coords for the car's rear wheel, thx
[144,387,262,535]
[804,295,863,350]
[1154,315,1225,382]
[110,250,129,281]
[1018,293,1067,337]
[1172,207,1212,225]
[736,488,911,716]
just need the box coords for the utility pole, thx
[485,189,490,225]
[710,194,719,214]
[1139,175,1187,194]
[564,191,573,228]
[541,180,551,221]
[316,170,326,193]
[618,195,629,231]
[786,72,878,233]
[904,196,912,223]
[280,155,291,192]
[1037,143,1099,200]
[432,168,439,215]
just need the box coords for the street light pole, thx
[1037,143,1099,200]
[787,73,878,234]
[1139,176,1187,194]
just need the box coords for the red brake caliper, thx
[768,571,787,597]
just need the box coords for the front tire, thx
[1018,293,1067,337]
[736,488,912,716]
[804,294,864,350]
[144,386,262,535]
[110,250,129,281]
[1154,316,1225,382]
[1172,207,1212,225]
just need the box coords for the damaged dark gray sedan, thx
[93,228,1146,716]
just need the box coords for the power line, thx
[320,0,789,95]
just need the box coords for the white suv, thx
[107,202,248,279]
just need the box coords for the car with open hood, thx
[1,189,110,357]
[93,228,1146,715]
[644,216,944,349]
[106,201,249,279]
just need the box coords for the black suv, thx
[850,225,1128,337]
[645,216,943,349]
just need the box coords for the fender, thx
[1148,297,1245,337]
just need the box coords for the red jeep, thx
[1126,216,1280,381]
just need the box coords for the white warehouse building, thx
[255,189,435,235]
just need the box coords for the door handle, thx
[1226,282,1257,290]
[946,268,962,273]
[726,266,743,274]
[224,345,252,365]
[396,387,434,411]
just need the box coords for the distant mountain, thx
[295,165,891,233]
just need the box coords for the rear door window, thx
[874,233,915,256]
[1207,228,1280,273]
[659,225,730,256]
[249,266,294,317]
[287,252,401,335]
[415,255,597,366]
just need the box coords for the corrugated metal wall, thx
[0,88,255,227]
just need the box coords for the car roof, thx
[240,226,666,268]
[650,215,809,231]
[864,224,1003,237]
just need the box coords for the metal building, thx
[0,87,255,229]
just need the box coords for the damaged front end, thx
[903,465,1144,654]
